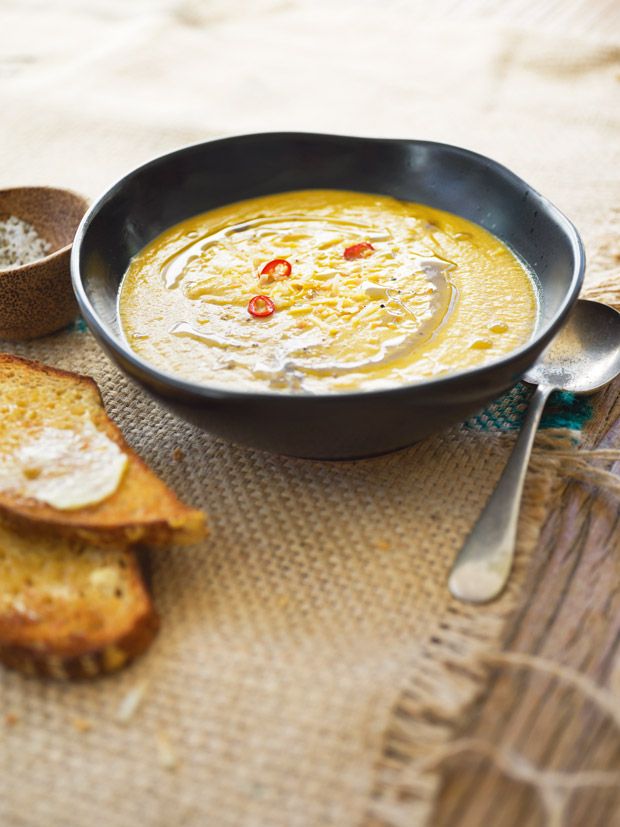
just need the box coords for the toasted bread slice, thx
[0,354,205,546]
[0,518,158,679]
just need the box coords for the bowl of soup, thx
[71,133,584,458]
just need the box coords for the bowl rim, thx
[0,186,89,276]
[71,131,586,402]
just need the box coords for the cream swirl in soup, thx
[118,190,538,393]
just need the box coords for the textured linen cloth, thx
[0,2,618,825]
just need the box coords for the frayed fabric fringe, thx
[364,427,620,827]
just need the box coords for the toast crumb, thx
[156,729,179,770]
[171,447,185,462]
[72,717,92,733]
[116,681,149,723]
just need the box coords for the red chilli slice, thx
[248,295,275,318]
[343,241,375,260]
[260,258,292,279]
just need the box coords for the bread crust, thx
[0,601,159,680]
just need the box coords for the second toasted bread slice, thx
[0,518,158,679]
[0,354,206,546]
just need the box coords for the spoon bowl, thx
[524,298,620,394]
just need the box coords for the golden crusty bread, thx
[0,518,158,679]
[0,354,206,546]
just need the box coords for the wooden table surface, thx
[434,379,620,826]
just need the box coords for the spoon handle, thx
[448,383,553,603]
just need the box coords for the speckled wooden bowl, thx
[0,187,89,340]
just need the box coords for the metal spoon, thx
[449,299,620,603]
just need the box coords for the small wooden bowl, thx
[0,187,89,340]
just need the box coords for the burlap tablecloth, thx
[0,2,619,825]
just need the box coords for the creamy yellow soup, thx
[118,190,538,394]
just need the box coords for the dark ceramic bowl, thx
[71,133,584,459]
